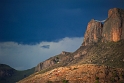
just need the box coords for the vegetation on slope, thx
[76,40,124,68]
[17,64,124,83]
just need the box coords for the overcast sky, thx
[0,0,124,70]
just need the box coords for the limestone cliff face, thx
[102,8,124,42]
[82,19,103,46]
[83,8,124,46]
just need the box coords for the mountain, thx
[83,8,124,45]
[18,8,124,83]
[35,8,124,72]
[0,64,34,83]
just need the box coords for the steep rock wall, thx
[82,19,103,46]
[102,8,124,42]
[83,8,124,45]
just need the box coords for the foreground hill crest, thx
[18,64,124,83]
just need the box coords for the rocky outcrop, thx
[102,8,124,42]
[35,51,72,72]
[61,51,71,55]
[35,58,59,72]
[82,19,103,46]
[83,8,124,45]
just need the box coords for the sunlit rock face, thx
[35,51,72,72]
[102,8,124,42]
[83,8,124,46]
[82,19,103,46]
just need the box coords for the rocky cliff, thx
[102,8,124,42]
[35,51,72,72]
[82,8,124,45]
[82,19,103,46]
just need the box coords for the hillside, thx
[34,40,124,74]
[18,64,124,83]
[75,40,124,68]
[0,64,35,83]
[18,8,124,83]
[17,40,124,83]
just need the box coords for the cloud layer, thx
[0,37,83,70]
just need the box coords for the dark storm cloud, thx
[2,0,124,44]
[41,45,50,49]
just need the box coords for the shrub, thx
[95,76,100,83]
[118,81,124,83]
[121,71,124,79]
[95,80,100,83]
[95,77,99,80]
[47,80,53,83]
[62,79,69,83]
[110,77,116,82]
[73,67,78,70]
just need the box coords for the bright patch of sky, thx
[0,37,83,70]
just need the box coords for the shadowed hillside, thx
[0,64,34,83]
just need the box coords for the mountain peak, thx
[82,19,103,46]
[108,8,124,18]
[102,8,124,42]
[83,8,124,46]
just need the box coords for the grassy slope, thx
[18,64,124,83]
[76,40,124,68]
